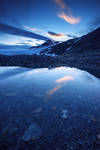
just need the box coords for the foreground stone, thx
[22,122,42,142]
[0,51,100,78]
[0,125,18,138]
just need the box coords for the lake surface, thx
[0,66,100,149]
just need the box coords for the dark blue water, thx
[0,66,100,149]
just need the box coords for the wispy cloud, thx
[23,25,43,32]
[47,31,67,38]
[52,0,81,24]
[58,12,80,24]
[0,23,50,41]
[53,0,66,9]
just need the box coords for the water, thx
[0,66,100,149]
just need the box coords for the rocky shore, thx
[0,49,100,78]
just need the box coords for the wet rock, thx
[0,125,18,137]
[97,134,100,140]
[34,107,42,113]
[22,122,42,142]
[61,110,68,119]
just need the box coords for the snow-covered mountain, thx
[0,27,100,56]
[28,40,59,56]
[0,40,59,56]
[48,27,100,55]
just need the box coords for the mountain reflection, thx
[27,68,48,75]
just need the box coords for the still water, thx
[0,66,100,149]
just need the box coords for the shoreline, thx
[0,52,100,78]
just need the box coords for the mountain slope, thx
[29,40,59,55]
[49,27,100,55]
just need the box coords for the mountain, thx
[47,38,79,55]
[29,39,59,55]
[49,27,100,55]
[0,27,100,56]
[29,27,100,55]
[0,27,100,78]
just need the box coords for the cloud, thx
[47,31,67,38]
[23,25,43,32]
[0,23,50,41]
[53,0,66,9]
[17,42,30,45]
[58,12,80,24]
[0,44,29,49]
[53,0,71,14]
[67,34,78,38]
[52,0,81,24]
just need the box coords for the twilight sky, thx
[0,0,100,46]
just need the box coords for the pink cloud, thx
[58,12,81,24]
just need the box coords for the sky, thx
[0,0,100,46]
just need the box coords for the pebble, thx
[61,110,68,119]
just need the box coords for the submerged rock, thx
[1,125,18,136]
[97,134,100,140]
[34,107,42,113]
[61,110,68,119]
[0,125,18,139]
[22,122,42,142]
[61,113,67,119]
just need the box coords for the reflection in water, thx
[0,66,100,149]
[56,76,74,83]
[47,76,74,97]
[47,84,62,96]
[0,67,30,80]
[27,68,48,75]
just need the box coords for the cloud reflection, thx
[27,69,48,75]
[47,84,62,96]
[56,76,74,83]
[47,75,74,97]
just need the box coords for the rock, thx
[1,125,18,137]
[22,123,42,142]
[97,134,100,140]
[61,113,68,119]
[34,107,42,113]
[61,110,68,119]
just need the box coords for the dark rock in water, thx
[22,122,42,142]
[0,125,18,138]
